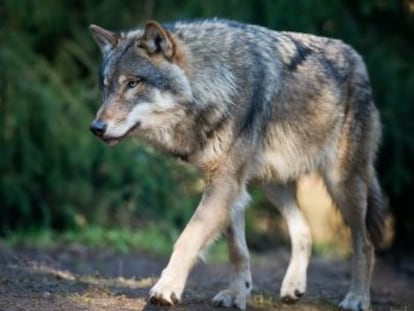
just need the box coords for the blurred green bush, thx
[1,0,413,250]
[0,1,203,234]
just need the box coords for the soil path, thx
[0,245,413,311]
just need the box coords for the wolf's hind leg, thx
[212,191,252,310]
[262,181,312,303]
[324,172,374,311]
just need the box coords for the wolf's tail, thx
[366,175,387,248]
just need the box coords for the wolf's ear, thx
[141,21,174,59]
[89,24,119,56]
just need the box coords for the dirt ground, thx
[0,245,413,311]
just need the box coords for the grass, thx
[3,226,245,264]
[3,224,349,263]
[3,225,179,256]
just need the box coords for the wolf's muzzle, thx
[90,119,107,137]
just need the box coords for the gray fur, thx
[89,18,384,311]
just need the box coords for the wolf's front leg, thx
[149,175,241,305]
[212,190,252,310]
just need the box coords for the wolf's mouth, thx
[102,137,120,146]
[101,122,141,146]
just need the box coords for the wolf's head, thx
[89,21,192,145]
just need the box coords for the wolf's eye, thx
[127,80,140,88]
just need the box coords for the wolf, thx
[89,18,385,311]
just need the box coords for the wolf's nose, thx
[90,119,107,137]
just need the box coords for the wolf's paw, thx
[149,277,183,306]
[280,271,306,304]
[339,292,370,311]
[212,288,250,310]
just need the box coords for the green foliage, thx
[1,0,413,248]
[0,1,201,234]
[5,225,179,255]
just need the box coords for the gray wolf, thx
[89,18,384,311]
